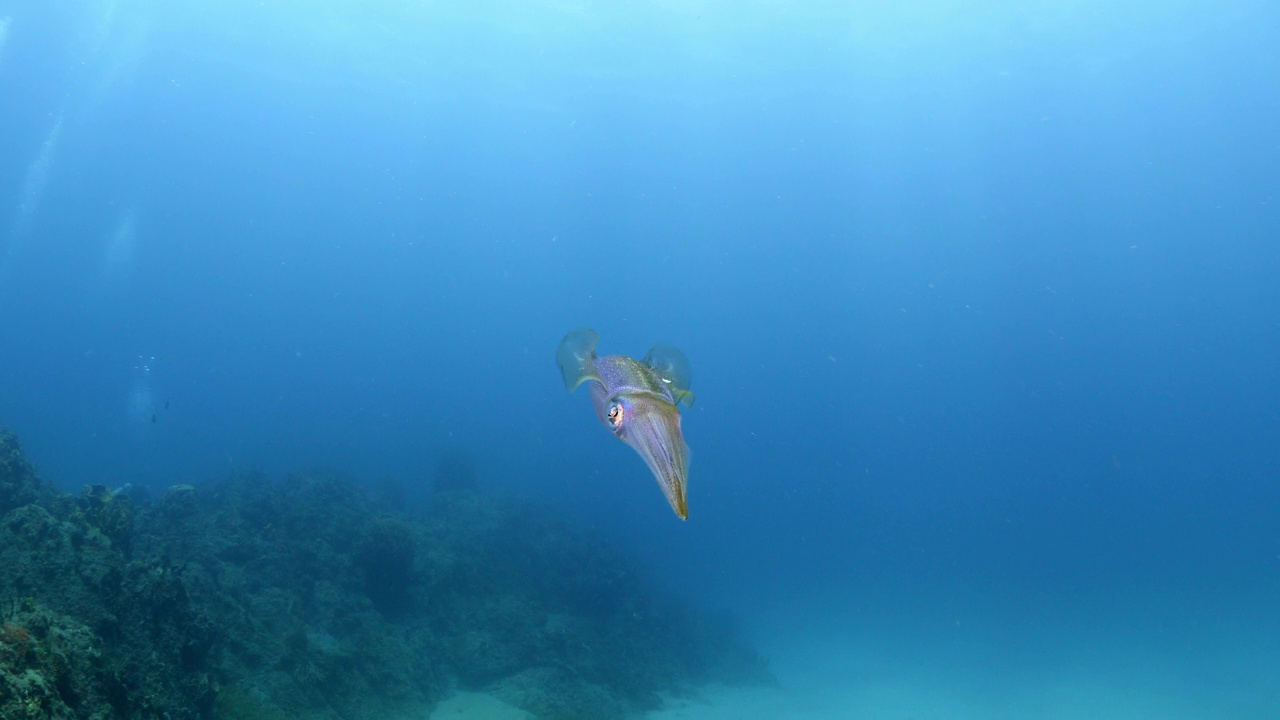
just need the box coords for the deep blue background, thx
[1,0,1277,627]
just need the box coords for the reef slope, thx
[0,429,771,719]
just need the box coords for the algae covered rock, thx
[0,604,110,720]
[133,471,449,720]
[0,428,772,719]
[357,515,418,618]
[417,490,773,716]
[0,429,215,719]
[0,503,119,628]
[0,429,51,514]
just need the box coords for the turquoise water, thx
[1,1,1277,717]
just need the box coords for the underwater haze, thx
[2,0,1279,717]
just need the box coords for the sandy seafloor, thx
[426,591,1280,720]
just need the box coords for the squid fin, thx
[643,344,695,407]
[557,328,603,392]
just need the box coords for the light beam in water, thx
[102,209,138,279]
[9,116,64,244]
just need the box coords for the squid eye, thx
[607,402,624,431]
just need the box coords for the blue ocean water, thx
[1,1,1277,717]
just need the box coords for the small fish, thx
[150,413,157,424]
[557,329,695,520]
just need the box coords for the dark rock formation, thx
[0,428,771,719]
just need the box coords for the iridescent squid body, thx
[557,328,695,520]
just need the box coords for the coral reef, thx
[0,428,52,514]
[0,428,771,719]
[1,433,216,719]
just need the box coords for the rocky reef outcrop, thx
[0,428,771,719]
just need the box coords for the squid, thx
[557,328,695,520]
